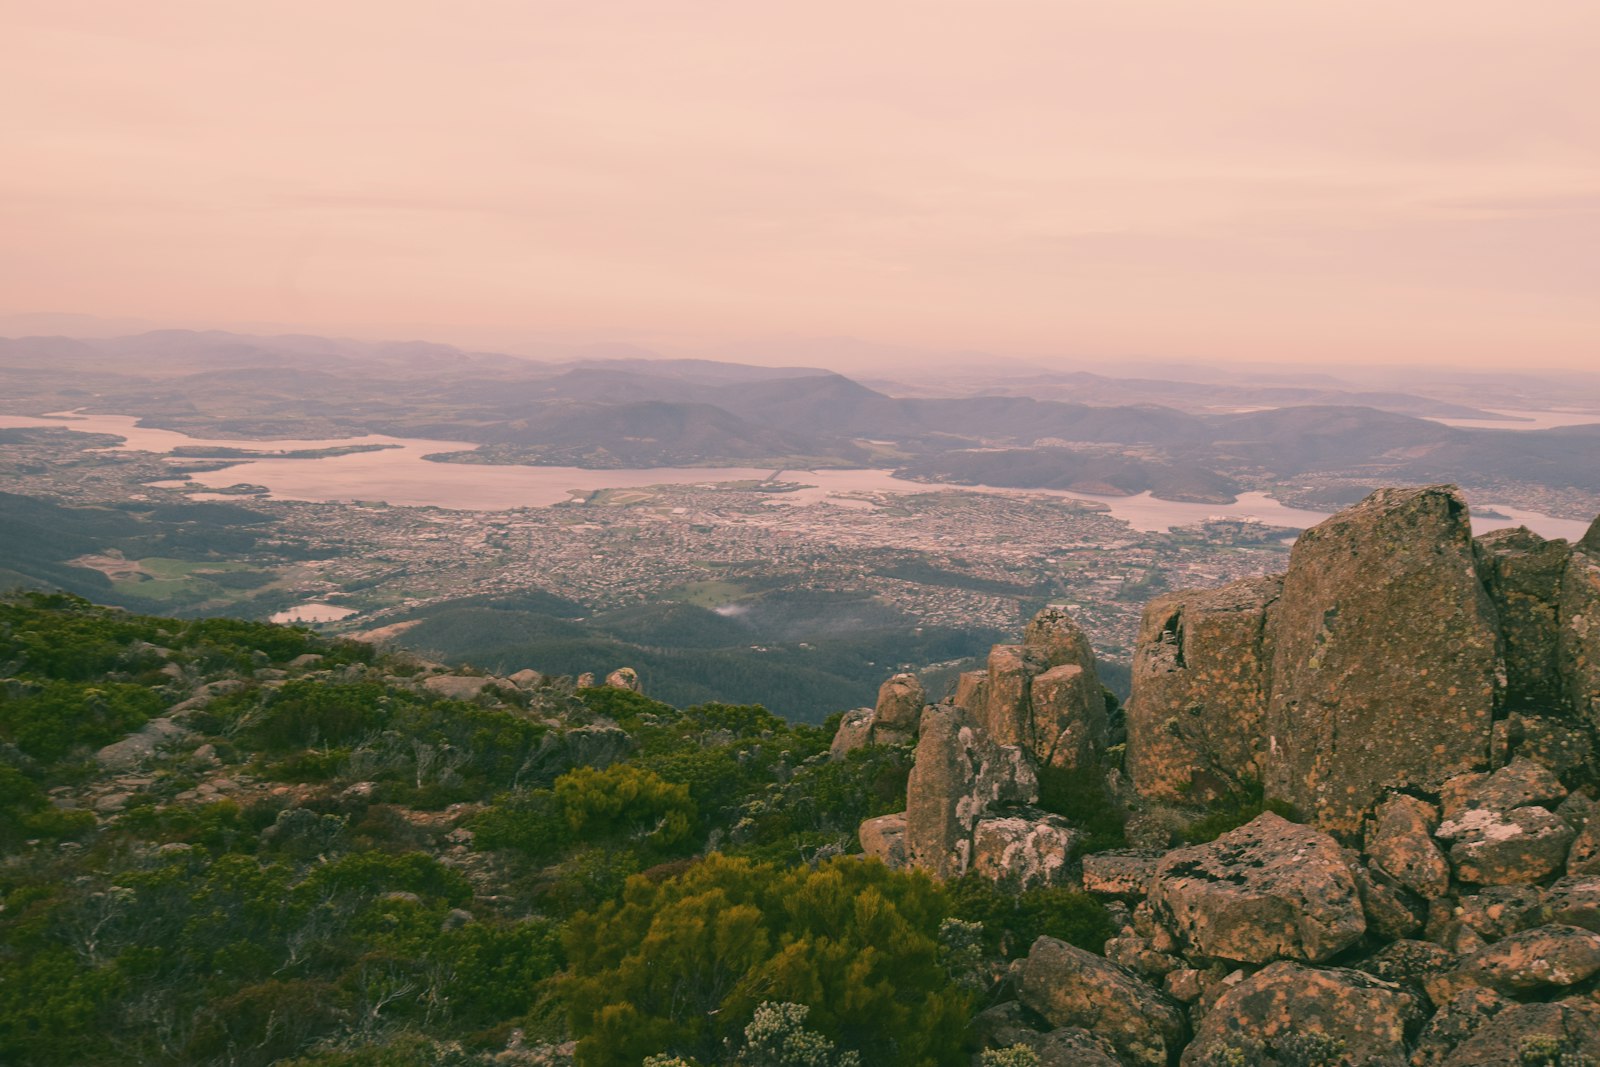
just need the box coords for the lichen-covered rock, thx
[970,814,1077,889]
[1081,849,1161,899]
[1151,812,1365,964]
[1476,527,1570,712]
[1568,817,1600,875]
[1409,988,1512,1067]
[1179,961,1422,1067]
[1014,935,1186,1067]
[1125,575,1281,803]
[1546,874,1600,932]
[1355,938,1454,991]
[1103,935,1182,980]
[829,707,875,760]
[1366,793,1452,899]
[952,670,988,717]
[872,673,924,744]
[1023,605,1100,671]
[1264,486,1499,835]
[1352,860,1425,941]
[904,703,1036,880]
[1558,520,1600,729]
[1439,758,1567,819]
[1454,885,1546,942]
[858,812,907,869]
[1435,805,1575,885]
[1496,713,1594,787]
[983,644,1050,751]
[1438,998,1600,1067]
[1028,663,1105,770]
[1434,925,1600,1000]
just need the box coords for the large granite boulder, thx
[1125,575,1282,803]
[1013,936,1186,1067]
[982,607,1107,769]
[1476,527,1571,711]
[1180,962,1422,1067]
[1150,812,1366,964]
[1439,758,1567,819]
[1546,874,1600,932]
[1559,521,1600,730]
[828,707,875,760]
[904,703,1035,880]
[1264,486,1500,835]
[872,672,924,745]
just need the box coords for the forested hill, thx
[0,593,1117,1066]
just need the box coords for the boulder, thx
[1014,935,1185,1067]
[1263,486,1499,835]
[1439,758,1567,819]
[982,644,1050,752]
[858,812,908,869]
[1558,519,1600,729]
[1437,999,1600,1067]
[952,670,988,717]
[1179,961,1422,1067]
[1454,885,1546,942]
[95,717,193,769]
[1546,874,1600,932]
[969,814,1078,889]
[903,703,1035,880]
[1435,805,1575,885]
[508,668,544,688]
[1365,793,1452,899]
[603,667,640,692]
[828,708,875,761]
[1355,938,1455,990]
[1409,988,1512,1067]
[1125,575,1281,803]
[1351,861,1424,941]
[1081,849,1161,899]
[872,673,924,744]
[1023,605,1100,671]
[1151,812,1365,964]
[1028,663,1106,770]
[1441,924,1600,997]
[1476,527,1570,712]
[1568,818,1600,875]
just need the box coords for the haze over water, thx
[5,412,1589,541]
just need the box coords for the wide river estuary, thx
[1,412,1592,542]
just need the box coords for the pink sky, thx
[3,2,1598,368]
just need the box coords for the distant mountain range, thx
[4,330,1600,504]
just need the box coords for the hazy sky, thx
[3,2,1598,368]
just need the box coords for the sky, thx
[2,1,1598,370]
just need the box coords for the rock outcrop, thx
[979,607,1108,770]
[830,673,928,759]
[1265,487,1500,834]
[1126,575,1281,803]
[1014,936,1186,1067]
[1150,812,1366,964]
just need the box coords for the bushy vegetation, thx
[0,592,1096,1066]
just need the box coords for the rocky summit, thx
[861,485,1600,1066]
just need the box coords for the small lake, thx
[0,411,1588,540]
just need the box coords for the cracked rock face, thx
[1125,575,1281,804]
[1264,486,1500,835]
[904,703,1036,880]
[1559,523,1600,730]
[980,607,1107,769]
[1477,527,1570,712]
[1151,812,1366,965]
[970,814,1078,889]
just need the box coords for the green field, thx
[661,579,749,608]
